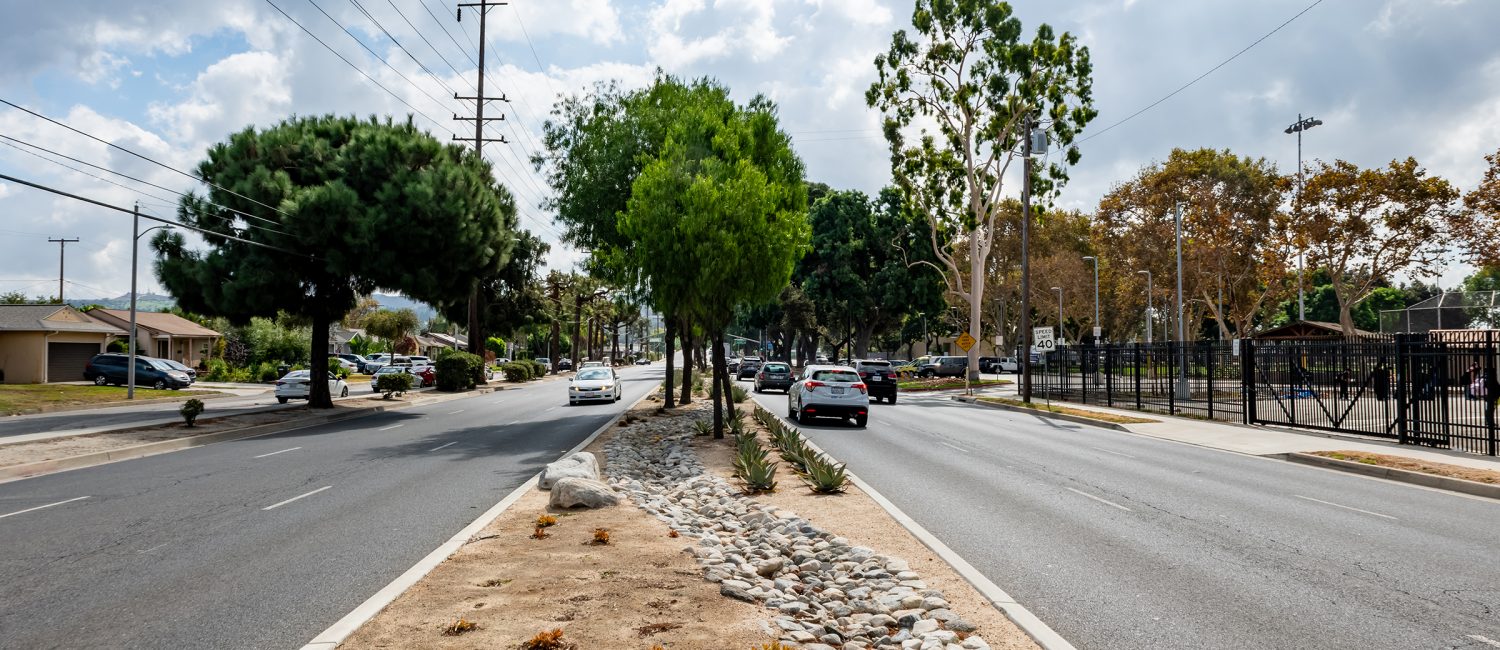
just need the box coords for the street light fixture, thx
[1136,270,1153,343]
[1081,255,1099,342]
[1285,114,1322,322]
[128,204,174,399]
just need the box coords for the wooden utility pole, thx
[454,1,509,356]
[47,237,79,303]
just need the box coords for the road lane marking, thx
[1064,487,1133,512]
[262,486,332,511]
[253,447,301,459]
[429,441,458,452]
[1088,446,1137,459]
[1293,495,1398,520]
[1468,635,1500,648]
[448,409,465,415]
[939,441,971,453]
[0,496,90,520]
[137,543,168,554]
[505,419,519,425]
[378,424,404,431]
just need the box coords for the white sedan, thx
[788,365,870,427]
[568,367,621,405]
[274,370,349,403]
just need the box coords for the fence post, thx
[1243,338,1255,425]
[1135,344,1143,411]
[1395,334,1409,446]
[1106,344,1115,408]
[1207,341,1215,420]
[1168,342,1176,415]
[1489,331,1497,457]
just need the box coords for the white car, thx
[568,367,621,405]
[371,365,419,392]
[788,365,869,427]
[331,357,358,373]
[581,360,605,369]
[274,370,349,403]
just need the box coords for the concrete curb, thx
[759,404,1076,650]
[953,395,1133,432]
[0,387,492,484]
[300,387,654,650]
[1283,452,1500,501]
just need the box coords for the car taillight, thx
[804,380,825,389]
[275,381,284,386]
[852,382,867,394]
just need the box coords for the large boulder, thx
[549,477,619,509]
[539,451,600,489]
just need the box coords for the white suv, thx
[788,365,870,427]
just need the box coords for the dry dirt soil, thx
[1313,449,1500,484]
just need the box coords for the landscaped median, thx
[897,378,1011,392]
[1286,450,1500,500]
[955,396,1158,431]
[339,394,1036,650]
[0,384,225,416]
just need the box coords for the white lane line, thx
[1088,446,1137,459]
[1064,487,1133,512]
[253,447,301,459]
[1293,495,1398,520]
[1468,634,1500,648]
[262,486,332,511]
[0,496,91,520]
[447,409,465,415]
[429,441,458,452]
[377,424,404,431]
[939,441,971,454]
[137,543,169,554]
[504,420,519,425]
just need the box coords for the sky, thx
[0,0,1496,303]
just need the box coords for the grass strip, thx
[976,397,1159,424]
[0,384,223,416]
[897,379,1013,391]
[1311,450,1500,485]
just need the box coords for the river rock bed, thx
[604,412,992,650]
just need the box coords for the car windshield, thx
[282,370,310,379]
[148,360,176,371]
[811,369,859,382]
[577,369,611,380]
[764,363,789,373]
[375,367,403,374]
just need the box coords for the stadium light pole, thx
[1082,255,1099,342]
[1285,114,1322,321]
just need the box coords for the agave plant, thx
[779,439,814,472]
[691,419,712,436]
[801,454,849,494]
[730,385,750,403]
[727,415,747,437]
[738,453,779,493]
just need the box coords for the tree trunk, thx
[716,329,735,426]
[611,324,619,363]
[467,287,484,356]
[663,316,676,409]
[549,315,561,374]
[710,333,724,439]
[854,322,875,359]
[679,320,693,405]
[1339,302,1357,339]
[309,303,333,409]
[967,243,984,380]
[571,291,584,371]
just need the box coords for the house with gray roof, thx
[0,304,125,383]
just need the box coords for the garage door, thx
[48,343,99,383]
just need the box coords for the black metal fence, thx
[1030,332,1500,456]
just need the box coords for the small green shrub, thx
[501,362,531,383]
[691,419,712,437]
[328,363,350,379]
[180,398,205,427]
[204,358,231,382]
[437,352,484,391]
[256,361,281,383]
[800,455,849,494]
[730,385,749,403]
[734,438,777,493]
[375,371,414,399]
[727,415,746,437]
[524,358,545,378]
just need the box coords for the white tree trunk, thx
[968,238,984,380]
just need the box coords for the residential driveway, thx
[748,383,1500,650]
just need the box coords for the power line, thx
[0,138,180,206]
[349,0,463,98]
[304,0,459,126]
[0,172,315,259]
[0,97,295,219]
[1078,0,1326,144]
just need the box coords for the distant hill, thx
[372,293,438,323]
[67,293,176,312]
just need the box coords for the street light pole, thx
[1285,114,1322,322]
[1051,286,1063,341]
[1020,117,1044,403]
[1082,255,1099,343]
[1136,270,1153,344]
[127,204,173,399]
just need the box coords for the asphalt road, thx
[748,382,1500,650]
[0,366,659,649]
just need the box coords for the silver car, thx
[787,365,870,427]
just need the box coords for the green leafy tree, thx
[1455,148,1500,268]
[153,115,516,407]
[364,309,420,354]
[868,0,1096,379]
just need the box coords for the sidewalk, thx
[966,381,1500,475]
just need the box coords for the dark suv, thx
[83,353,193,390]
[853,359,899,404]
[737,356,763,380]
[917,356,968,378]
[753,361,794,393]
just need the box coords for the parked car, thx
[370,365,419,392]
[917,356,968,378]
[736,356,763,380]
[727,357,743,374]
[634,357,651,365]
[83,353,192,390]
[557,358,574,371]
[274,370,349,403]
[996,357,1020,373]
[581,360,605,369]
[158,358,198,383]
[754,361,794,393]
[787,365,869,427]
[409,364,436,387]
[407,355,432,366]
[329,357,358,374]
[853,359,898,404]
[535,358,552,372]
[568,367,621,405]
[337,353,371,373]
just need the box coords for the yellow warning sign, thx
[956,332,976,351]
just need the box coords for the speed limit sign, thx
[1032,327,1056,352]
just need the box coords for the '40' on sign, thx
[956,332,976,351]
[1032,327,1056,351]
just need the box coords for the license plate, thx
[831,387,845,395]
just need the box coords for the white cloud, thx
[147,51,292,148]
[0,182,9,199]
[492,0,625,46]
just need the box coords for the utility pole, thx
[455,1,510,357]
[1174,202,1189,400]
[1019,117,1035,403]
[47,237,79,303]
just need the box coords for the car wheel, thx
[788,400,797,420]
[855,414,868,428]
[921,370,935,378]
[340,386,349,397]
[277,397,288,404]
[889,394,897,405]
[153,379,166,390]
[93,375,108,386]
